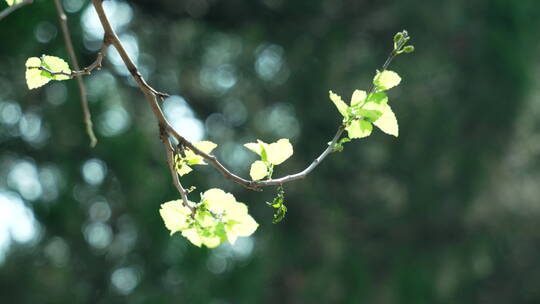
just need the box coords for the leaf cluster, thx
[160,189,258,248]
[266,185,287,224]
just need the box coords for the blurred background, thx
[1,0,540,303]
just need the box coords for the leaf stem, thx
[53,0,99,147]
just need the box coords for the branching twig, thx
[28,46,107,78]
[89,0,395,196]
[53,0,99,147]
[0,0,33,21]
[254,126,345,186]
[159,125,195,213]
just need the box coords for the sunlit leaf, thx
[181,228,202,247]
[373,104,399,137]
[176,163,193,176]
[329,90,348,117]
[201,234,222,248]
[6,0,24,7]
[174,141,217,175]
[25,57,51,90]
[373,70,401,90]
[225,214,258,244]
[41,55,71,80]
[159,200,193,235]
[245,138,292,165]
[346,119,372,139]
[244,140,269,162]
[244,142,263,155]
[249,160,268,180]
[194,141,217,154]
[201,188,237,215]
[351,89,367,106]
[25,55,71,90]
[356,108,383,122]
[266,138,293,165]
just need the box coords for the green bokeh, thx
[1,0,540,303]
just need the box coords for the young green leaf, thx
[174,141,217,176]
[355,92,388,122]
[6,0,24,6]
[373,104,399,136]
[202,188,239,215]
[332,137,351,152]
[41,55,71,80]
[266,139,293,165]
[161,188,258,248]
[25,57,52,90]
[245,138,293,166]
[201,188,258,246]
[373,70,401,91]
[329,90,349,118]
[244,140,269,162]
[350,89,367,106]
[159,200,195,235]
[266,185,287,224]
[25,55,71,90]
[345,119,373,139]
[181,228,203,247]
[355,108,383,123]
[249,160,269,180]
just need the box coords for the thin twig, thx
[160,125,195,213]
[367,50,397,94]
[89,0,386,195]
[53,0,100,146]
[28,49,107,78]
[253,126,345,186]
[0,0,33,21]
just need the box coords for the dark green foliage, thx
[266,185,287,224]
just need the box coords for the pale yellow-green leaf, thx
[201,234,222,248]
[329,90,348,117]
[351,89,367,106]
[176,163,193,176]
[25,55,72,89]
[41,55,71,80]
[249,160,268,180]
[346,119,372,139]
[362,99,386,113]
[244,142,261,155]
[226,231,239,245]
[183,151,202,165]
[181,228,202,247]
[202,188,237,215]
[225,202,249,220]
[373,104,399,137]
[159,200,193,235]
[244,140,268,157]
[196,210,219,228]
[226,214,258,242]
[373,70,401,90]
[194,140,217,154]
[183,141,217,165]
[6,0,24,6]
[25,57,51,89]
[162,187,259,248]
[266,138,293,165]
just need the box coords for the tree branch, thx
[53,0,99,147]
[28,47,107,78]
[0,0,33,21]
[89,0,356,194]
[254,126,345,186]
[160,125,195,213]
